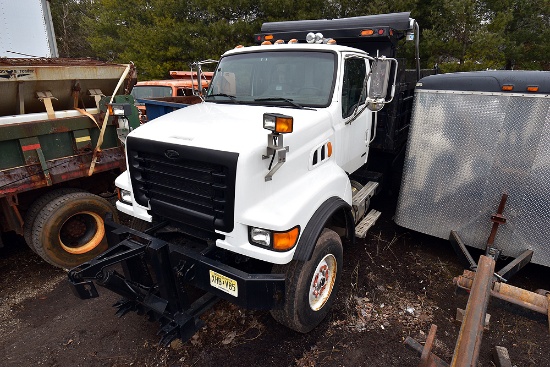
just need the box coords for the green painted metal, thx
[0,98,133,196]
[73,129,93,151]
[0,59,140,199]
[35,148,52,186]
[0,116,103,142]
[19,137,41,165]
[0,140,24,170]
[40,131,75,160]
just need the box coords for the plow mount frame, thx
[68,216,285,345]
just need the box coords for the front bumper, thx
[68,217,285,343]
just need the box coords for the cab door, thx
[334,56,371,174]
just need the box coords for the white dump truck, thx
[69,12,431,343]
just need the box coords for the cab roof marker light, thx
[261,41,272,46]
[274,39,285,45]
[288,39,298,44]
[324,38,337,45]
[234,45,244,49]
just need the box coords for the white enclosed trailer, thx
[395,71,550,266]
[0,0,58,58]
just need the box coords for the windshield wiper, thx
[206,93,238,103]
[254,97,306,110]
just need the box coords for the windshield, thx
[206,51,336,107]
[131,86,173,99]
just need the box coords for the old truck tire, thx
[31,192,118,269]
[23,188,84,250]
[270,228,343,333]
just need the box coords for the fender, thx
[292,196,355,262]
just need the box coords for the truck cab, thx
[117,42,388,262]
[70,12,419,344]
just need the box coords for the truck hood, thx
[128,102,331,153]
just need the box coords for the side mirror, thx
[366,57,398,111]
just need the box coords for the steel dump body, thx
[0,58,130,116]
[0,59,138,243]
[0,59,136,197]
[0,0,140,268]
[395,71,550,266]
[0,114,125,195]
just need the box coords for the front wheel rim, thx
[58,211,105,255]
[309,254,337,311]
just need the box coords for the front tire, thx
[31,192,118,269]
[270,228,343,333]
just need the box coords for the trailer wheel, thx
[23,188,85,251]
[270,228,342,333]
[31,192,118,269]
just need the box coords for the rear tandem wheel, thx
[30,192,118,269]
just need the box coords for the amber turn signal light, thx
[263,113,294,134]
[273,227,300,251]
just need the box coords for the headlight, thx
[249,226,300,251]
[250,228,271,247]
[117,188,133,205]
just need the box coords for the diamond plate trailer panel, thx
[395,78,550,266]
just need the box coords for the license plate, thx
[209,270,238,297]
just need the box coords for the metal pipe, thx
[493,282,548,310]
[491,290,547,315]
[454,271,549,315]
[451,255,495,367]
[420,324,438,367]
[404,336,450,367]
[414,21,420,80]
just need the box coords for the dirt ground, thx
[1,206,549,367]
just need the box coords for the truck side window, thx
[341,58,367,118]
